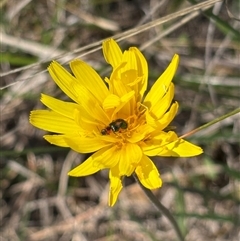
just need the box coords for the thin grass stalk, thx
[133,174,185,241]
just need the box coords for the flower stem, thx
[133,174,184,241]
[179,107,240,139]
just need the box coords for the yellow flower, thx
[30,39,203,206]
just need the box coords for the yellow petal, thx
[103,91,135,120]
[49,61,109,124]
[149,83,175,119]
[142,131,178,156]
[127,124,154,143]
[157,102,179,130]
[92,146,121,169]
[109,166,123,206]
[73,108,99,131]
[44,134,69,147]
[109,47,148,105]
[143,131,203,157]
[70,60,109,103]
[158,138,203,157]
[64,136,111,153]
[48,61,80,103]
[102,94,121,110]
[130,47,148,100]
[68,155,100,177]
[30,110,81,134]
[102,38,123,68]
[103,91,135,110]
[121,49,138,76]
[146,102,179,130]
[72,85,110,124]
[144,54,179,108]
[119,50,143,111]
[108,62,130,97]
[118,143,142,176]
[108,70,132,116]
[118,50,143,102]
[41,94,79,118]
[135,155,162,189]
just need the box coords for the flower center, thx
[121,106,147,138]
[99,103,148,145]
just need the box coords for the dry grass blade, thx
[28,205,109,241]
[1,32,64,59]
[1,0,223,90]
[63,2,120,31]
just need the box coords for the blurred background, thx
[1,0,240,240]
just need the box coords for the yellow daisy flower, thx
[30,39,203,206]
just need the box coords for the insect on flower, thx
[101,119,128,135]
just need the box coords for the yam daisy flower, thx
[30,39,203,206]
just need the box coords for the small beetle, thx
[101,119,128,135]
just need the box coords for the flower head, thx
[30,39,203,206]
